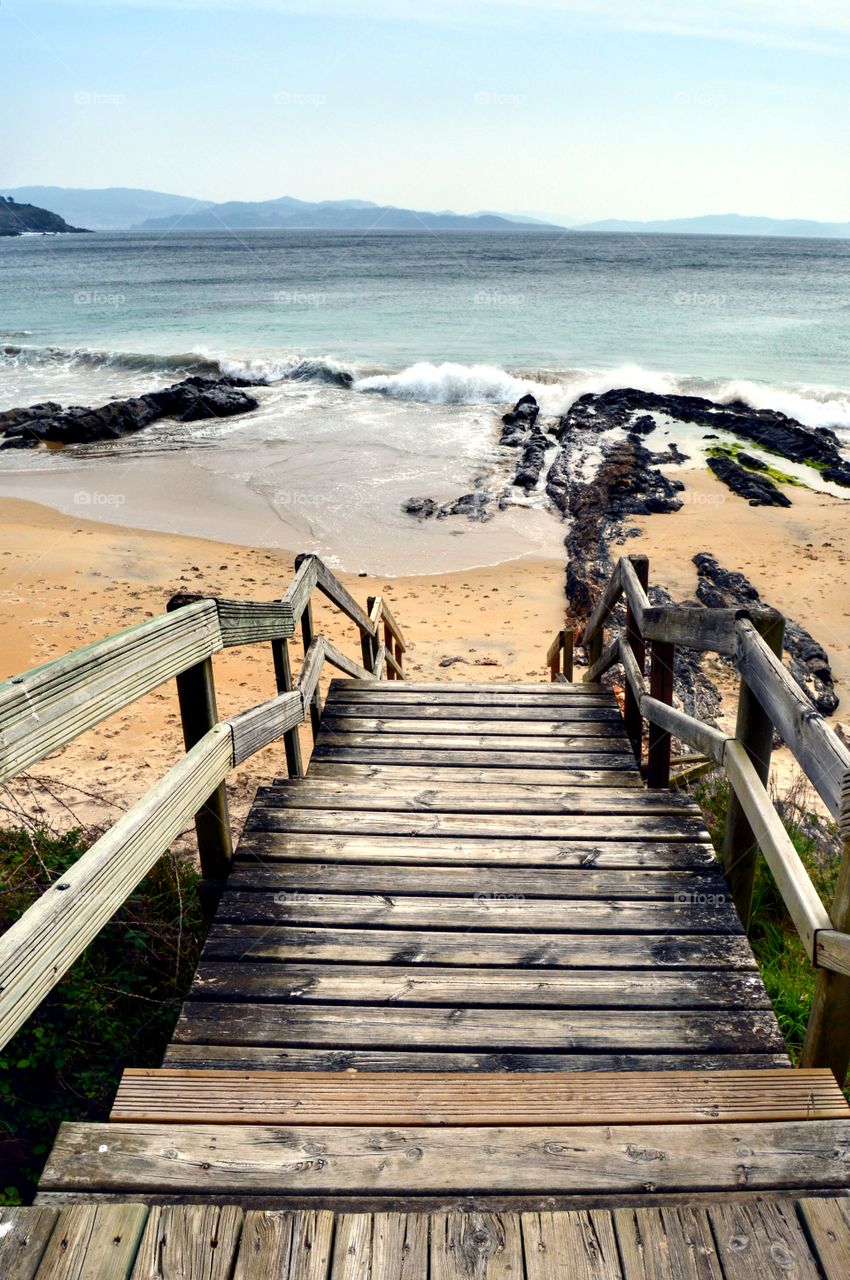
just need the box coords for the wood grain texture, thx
[0,1207,58,1280]
[710,1200,821,1279]
[233,1209,333,1280]
[130,1204,242,1279]
[797,1197,850,1280]
[614,1205,722,1279]
[523,1208,623,1279]
[35,1203,148,1279]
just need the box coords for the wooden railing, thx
[551,553,850,1081]
[0,554,405,1052]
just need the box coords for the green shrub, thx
[0,826,204,1204]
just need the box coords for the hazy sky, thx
[3,0,850,221]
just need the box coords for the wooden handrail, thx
[0,554,405,1051]
[571,553,850,1082]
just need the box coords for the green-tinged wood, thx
[35,1204,148,1279]
[723,612,786,928]
[130,1205,242,1279]
[710,1200,821,1279]
[271,636,304,778]
[802,835,850,1085]
[228,691,304,766]
[233,1210,334,1280]
[797,1198,850,1279]
[0,598,221,783]
[0,1207,58,1280]
[214,598,296,646]
[39,1119,850,1196]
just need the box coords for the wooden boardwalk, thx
[4,1197,850,1278]
[36,680,850,1215]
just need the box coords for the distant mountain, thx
[133,196,563,232]
[1,187,212,231]
[575,213,850,238]
[0,196,89,237]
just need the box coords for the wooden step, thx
[111,1068,849,1126]
[38,1117,850,1198]
[304,762,644,786]
[245,810,711,841]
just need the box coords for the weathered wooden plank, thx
[215,597,296,646]
[244,809,711,842]
[234,832,719,870]
[327,681,607,695]
[224,862,725,899]
[0,599,221,782]
[253,780,700,817]
[585,637,622,685]
[323,704,623,722]
[234,1209,334,1280]
[186,962,768,1009]
[640,697,729,766]
[322,639,374,683]
[172,1004,782,1052]
[313,737,633,758]
[35,1204,148,1279]
[330,1212,427,1279]
[581,561,624,651]
[325,689,613,707]
[797,1198,850,1279]
[130,1205,242,1279]
[162,1044,790,1072]
[40,1119,850,1195]
[710,1201,821,1279]
[112,1068,843,1127]
[295,554,375,637]
[523,1209,623,1279]
[305,761,643,786]
[280,555,318,624]
[614,1206,722,1279]
[320,720,628,742]
[229,690,303,766]
[0,1207,58,1280]
[201,925,757,968]
[431,1212,523,1279]
[0,725,232,1053]
[215,889,735,931]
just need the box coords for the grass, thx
[693,772,843,1069]
[0,825,204,1204]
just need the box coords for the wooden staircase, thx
[36,680,850,1211]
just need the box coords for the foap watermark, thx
[473,289,526,309]
[272,290,327,308]
[673,291,727,308]
[73,290,126,307]
[74,491,126,508]
[73,90,125,107]
[679,488,726,508]
[273,90,325,106]
[674,890,729,907]
[473,90,525,107]
[673,90,727,110]
[273,890,309,905]
[474,892,526,903]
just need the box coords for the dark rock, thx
[500,394,539,446]
[1,376,261,447]
[822,464,850,488]
[402,497,439,520]
[630,414,657,435]
[738,452,767,471]
[439,491,492,521]
[0,435,38,449]
[694,552,838,715]
[707,454,791,507]
[513,425,550,492]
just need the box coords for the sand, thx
[1,464,847,843]
[0,497,566,843]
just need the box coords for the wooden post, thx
[384,621,395,680]
[359,625,375,676]
[394,639,403,677]
[624,555,649,765]
[723,612,785,929]
[549,631,564,683]
[562,629,574,682]
[587,628,603,672]
[271,637,304,777]
[802,829,850,1085]
[647,640,675,789]
[300,599,322,738]
[167,600,233,909]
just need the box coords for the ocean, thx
[1,229,849,573]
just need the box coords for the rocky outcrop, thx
[513,426,550,492]
[555,387,850,485]
[0,376,260,448]
[707,454,792,506]
[694,552,838,715]
[499,393,539,446]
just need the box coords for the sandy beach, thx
[1,459,847,841]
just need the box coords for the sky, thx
[2,0,849,222]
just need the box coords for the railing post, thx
[624,555,649,765]
[394,639,404,678]
[359,624,375,677]
[167,599,233,910]
[647,640,675,789]
[587,628,603,672]
[549,630,564,682]
[300,599,322,738]
[271,637,304,777]
[802,827,850,1085]
[722,611,785,929]
[383,621,396,680]
[562,629,574,682]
